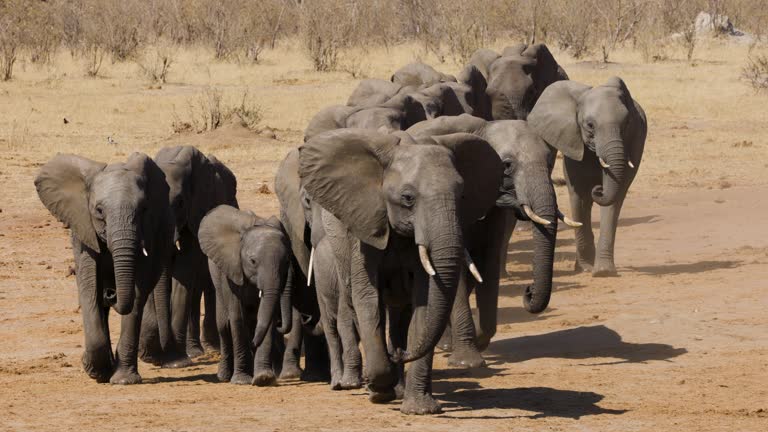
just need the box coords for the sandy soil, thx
[1,42,767,431]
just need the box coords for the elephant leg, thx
[447,272,485,368]
[351,242,396,403]
[215,287,233,383]
[437,322,452,352]
[138,294,162,366]
[110,286,148,385]
[228,295,253,385]
[279,309,303,380]
[593,195,626,277]
[565,161,596,272]
[252,320,277,387]
[302,330,331,382]
[498,209,516,278]
[388,305,411,400]
[338,279,363,390]
[186,279,205,358]
[200,275,220,352]
[77,246,114,383]
[474,208,505,351]
[315,259,343,390]
[401,303,441,415]
[170,263,192,359]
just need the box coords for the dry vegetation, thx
[1,2,768,431]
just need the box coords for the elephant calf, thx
[198,205,293,386]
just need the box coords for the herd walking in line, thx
[34,43,647,415]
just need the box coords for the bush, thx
[136,41,175,83]
[173,88,263,133]
[0,0,31,80]
[742,54,768,92]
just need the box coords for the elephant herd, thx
[34,43,647,415]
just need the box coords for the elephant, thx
[390,62,456,87]
[35,152,173,384]
[198,205,293,386]
[527,77,647,277]
[298,128,502,414]
[407,114,578,366]
[346,79,418,107]
[139,146,238,365]
[274,148,358,386]
[468,43,568,120]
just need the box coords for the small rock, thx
[677,379,686,385]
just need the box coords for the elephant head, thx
[154,146,238,247]
[484,44,568,120]
[198,206,293,348]
[298,129,502,363]
[391,62,457,87]
[35,153,170,315]
[528,77,647,207]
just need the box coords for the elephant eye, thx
[400,192,415,208]
[94,205,104,219]
[585,120,595,130]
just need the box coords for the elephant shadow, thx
[498,280,583,299]
[143,373,220,384]
[625,260,742,276]
[494,305,561,325]
[484,325,687,365]
[436,386,626,419]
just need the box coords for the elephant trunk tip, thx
[523,285,550,314]
[591,185,617,207]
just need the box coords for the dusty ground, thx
[1,41,767,431]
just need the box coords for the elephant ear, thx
[299,128,399,250]
[523,43,566,92]
[527,80,592,161]
[208,154,238,208]
[402,94,428,127]
[432,133,503,224]
[274,149,311,275]
[199,205,261,285]
[606,77,648,166]
[34,154,106,252]
[125,152,171,258]
[502,43,528,57]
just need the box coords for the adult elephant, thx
[141,146,238,365]
[390,62,456,87]
[346,79,418,107]
[528,77,647,276]
[407,114,578,366]
[468,43,568,120]
[35,153,173,384]
[298,129,502,414]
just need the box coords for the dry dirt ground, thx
[1,41,767,431]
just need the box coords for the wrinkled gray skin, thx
[299,129,502,414]
[390,62,456,87]
[407,114,560,367]
[274,149,362,389]
[35,153,173,384]
[346,79,419,107]
[140,146,238,365]
[528,77,647,276]
[198,206,293,386]
[469,43,568,120]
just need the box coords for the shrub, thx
[136,41,175,83]
[0,0,30,80]
[742,54,768,92]
[173,88,263,133]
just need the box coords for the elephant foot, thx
[447,346,486,369]
[279,364,303,381]
[368,386,397,404]
[186,343,205,359]
[330,374,343,391]
[217,363,233,382]
[230,372,253,385]
[109,367,142,385]
[401,393,442,415]
[252,371,278,387]
[592,261,618,277]
[437,333,453,353]
[301,367,330,383]
[161,354,192,369]
[340,370,363,390]
[574,259,594,273]
[394,382,405,400]
[202,340,220,354]
[82,350,114,383]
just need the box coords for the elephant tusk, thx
[175,240,181,251]
[556,210,583,227]
[464,249,483,283]
[599,158,611,169]
[523,205,551,226]
[418,244,436,276]
[628,160,635,168]
[141,239,148,257]
[306,247,315,287]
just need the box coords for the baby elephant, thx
[198,205,293,386]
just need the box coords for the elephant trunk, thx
[524,183,558,313]
[109,228,138,315]
[399,197,462,363]
[592,138,626,206]
[276,262,294,334]
[252,268,284,349]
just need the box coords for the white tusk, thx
[258,289,263,299]
[523,205,551,226]
[418,245,436,276]
[142,248,148,257]
[175,240,181,251]
[557,210,583,227]
[464,249,483,283]
[628,160,635,168]
[599,158,610,168]
[307,247,315,287]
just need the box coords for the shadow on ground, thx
[626,260,742,276]
[485,325,686,365]
[437,386,626,419]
